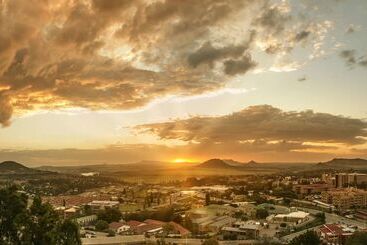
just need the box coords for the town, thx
[2,159,367,244]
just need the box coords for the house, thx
[126,220,145,228]
[133,223,163,235]
[144,219,166,226]
[108,222,130,234]
[168,221,191,237]
[88,200,119,211]
[64,206,80,218]
[318,224,356,245]
[221,221,260,240]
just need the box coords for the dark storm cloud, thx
[136,105,367,145]
[188,42,248,68]
[294,31,311,42]
[254,5,291,34]
[223,54,257,75]
[340,49,367,68]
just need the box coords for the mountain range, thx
[317,158,367,169]
[3,158,367,176]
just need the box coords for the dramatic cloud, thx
[0,0,341,127]
[0,93,12,126]
[136,105,367,145]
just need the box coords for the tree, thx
[97,208,122,223]
[28,195,62,244]
[205,192,211,206]
[202,237,219,245]
[107,229,116,237]
[346,231,367,245]
[55,219,82,244]
[95,220,109,231]
[256,208,269,219]
[0,185,29,244]
[83,204,93,215]
[0,185,81,245]
[289,230,321,245]
[162,223,175,237]
[315,212,325,222]
[283,198,291,206]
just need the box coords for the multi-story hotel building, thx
[321,188,367,210]
[335,173,367,188]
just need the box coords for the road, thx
[281,225,322,243]
[82,235,145,244]
[298,207,367,229]
[160,238,260,244]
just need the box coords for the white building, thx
[88,200,120,210]
[269,211,310,225]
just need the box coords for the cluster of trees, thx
[346,231,367,245]
[123,206,181,223]
[94,207,123,232]
[289,231,320,245]
[25,176,117,196]
[255,208,269,219]
[0,185,81,244]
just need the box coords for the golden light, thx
[172,158,195,163]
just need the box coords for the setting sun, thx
[172,158,196,163]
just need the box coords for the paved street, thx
[298,207,367,229]
[82,235,145,244]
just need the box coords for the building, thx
[167,221,191,238]
[292,184,332,198]
[221,220,260,240]
[75,215,98,226]
[321,188,367,210]
[109,222,130,234]
[64,206,80,218]
[270,211,310,225]
[335,173,367,188]
[87,200,120,211]
[192,215,236,233]
[81,172,100,177]
[354,210,367,220]
[318,224,355,245]
[322,173,335,186]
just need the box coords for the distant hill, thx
[0,161,50,176]
[37,160,201,174]
[317,158,367,169]
[223,159,245,167]
[246,160,258,166]
[197,159,234,169]
[0,161,29,171]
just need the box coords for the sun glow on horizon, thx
[172,158,196,163]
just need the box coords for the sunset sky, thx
[0,0,367,166]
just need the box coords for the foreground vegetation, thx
[0,185,81,245]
